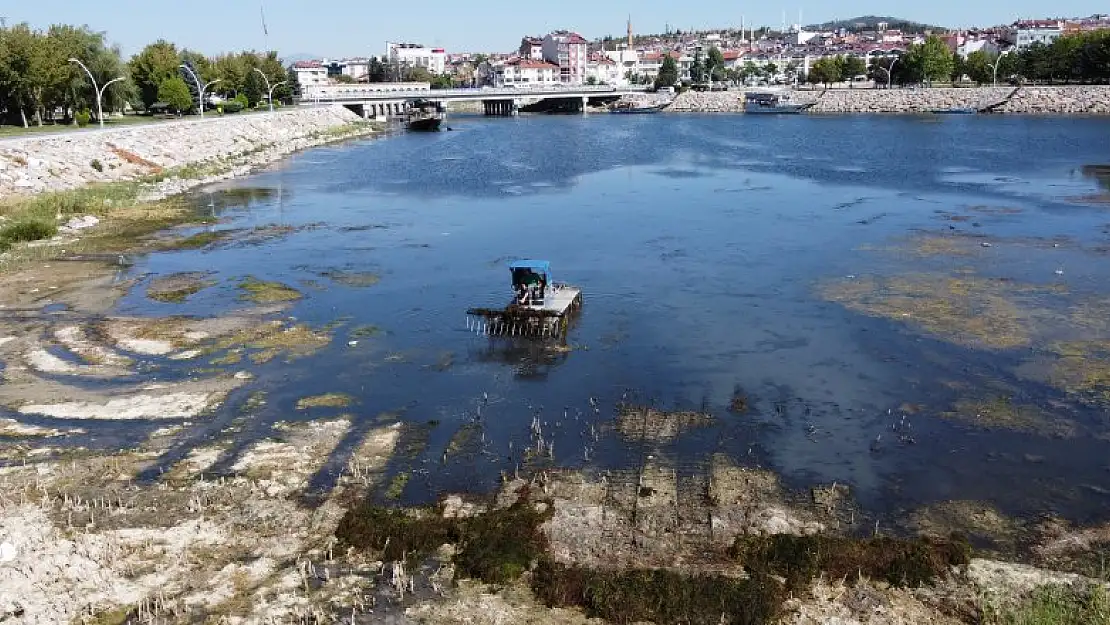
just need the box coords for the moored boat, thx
[743,91,811,114]
[929,107,978,115]
[406,99,445,131]
[608,100,669,114]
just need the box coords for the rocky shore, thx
[667,85,1110,115]
[0,107,377,197]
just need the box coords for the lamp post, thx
[68,58,124,128]
[179,64,222,118]
[876,57,899,89]
[253,67,287,112]
[989,50,1013,87]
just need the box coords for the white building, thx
[1009,20,1064,49]
[542,31,588,84]
[957,39,1000,58]
[496,59,560,86]
[291,61,329,92]
[519,37,544,60]
[786,26,817,46]
[586,53,622,85]
[386,42,447,75]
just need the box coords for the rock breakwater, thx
[0,107,376,197]
[666,86,1110,115]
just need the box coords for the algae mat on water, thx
[819,274,1066,350]
[238,277,303,304]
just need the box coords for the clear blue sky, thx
[8,0,1103,58]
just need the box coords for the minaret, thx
[627,15,633,49]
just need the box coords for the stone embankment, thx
[667,86,1110,115]
[0,107,375,197]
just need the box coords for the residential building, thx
[586,53,622,85]
[1007,20,1064,48]
[496,58,560,86]
[386,42,447,75]
[291,61,328,92]
[604,49,640,81]
[519,37,544,60]
[541,31,588,84]
[323,58,371,81]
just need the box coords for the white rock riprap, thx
[0,106,373,197]
[666,86,1110,115]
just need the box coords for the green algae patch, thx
[349,325,383,339]
[730,533,970,590]
[532,562,785,625]
[161,229,234,251]
[323,270,381,288]
[210,321,331,364]
[385,472,411,500]
[336,499,549,584]
[238,276,302,304]
[946,397,1079,438]
[1047,341,1110,407]
[146,272,216,303]
[614,406,712,443]
[819,274,1063,350]
[295,393,354,410]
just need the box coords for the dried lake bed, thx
[3,114,1110,623]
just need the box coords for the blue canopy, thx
[508,260,551,274]
[509,260,551,284]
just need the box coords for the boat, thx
[466,260,583,338]
[743,91,811,114]
[608,100,669,114]
[406,99,445,131]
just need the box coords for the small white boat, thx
[743,91,810,114]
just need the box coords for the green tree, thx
[335,74,355,84]
[1049,35,1082,83]
[903,35,954,84]
[689,49,705,83]
[1078,30,1110,83]
[0,23,51,126]
[763,62,778,80]
[964,50,995,85]
[655,54,679,88]
[130,40,179,108]
[842,55,866,81]
[741,61,759,83]
[585,75,597,85]
[157,76,193,113]
[706,46,725,80]
[367,57,388,82]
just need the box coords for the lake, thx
[105,113,1110,523]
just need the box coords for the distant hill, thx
[805,16,946,33]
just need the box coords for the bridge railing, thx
[296,84,647,104]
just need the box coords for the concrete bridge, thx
[295,85,647,118]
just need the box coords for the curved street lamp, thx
[68,58,124,128]
[988,49,1013,87]
[876,57,898,89]
[179,64,222,118]
[253,67,287,112]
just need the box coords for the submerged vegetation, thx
[946,397,1078,438]
[238,276,303,304]
[295,393,354,410]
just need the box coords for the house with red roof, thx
[498,58,561,86]
[542,31,589,84]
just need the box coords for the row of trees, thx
[0,22,291,127]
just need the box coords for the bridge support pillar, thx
[581,96,589,114]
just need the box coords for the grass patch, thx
[614,406,712,442]
[532,561,784,625]
[0,218,57,249]
[323,270,381,288]
[730,533,970,589]
[238,276,302,304]
[985,583,1110,625]
[295,393,354,410]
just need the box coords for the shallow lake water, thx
[52,113,1110,523]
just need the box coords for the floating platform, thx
[467,284,582,338]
